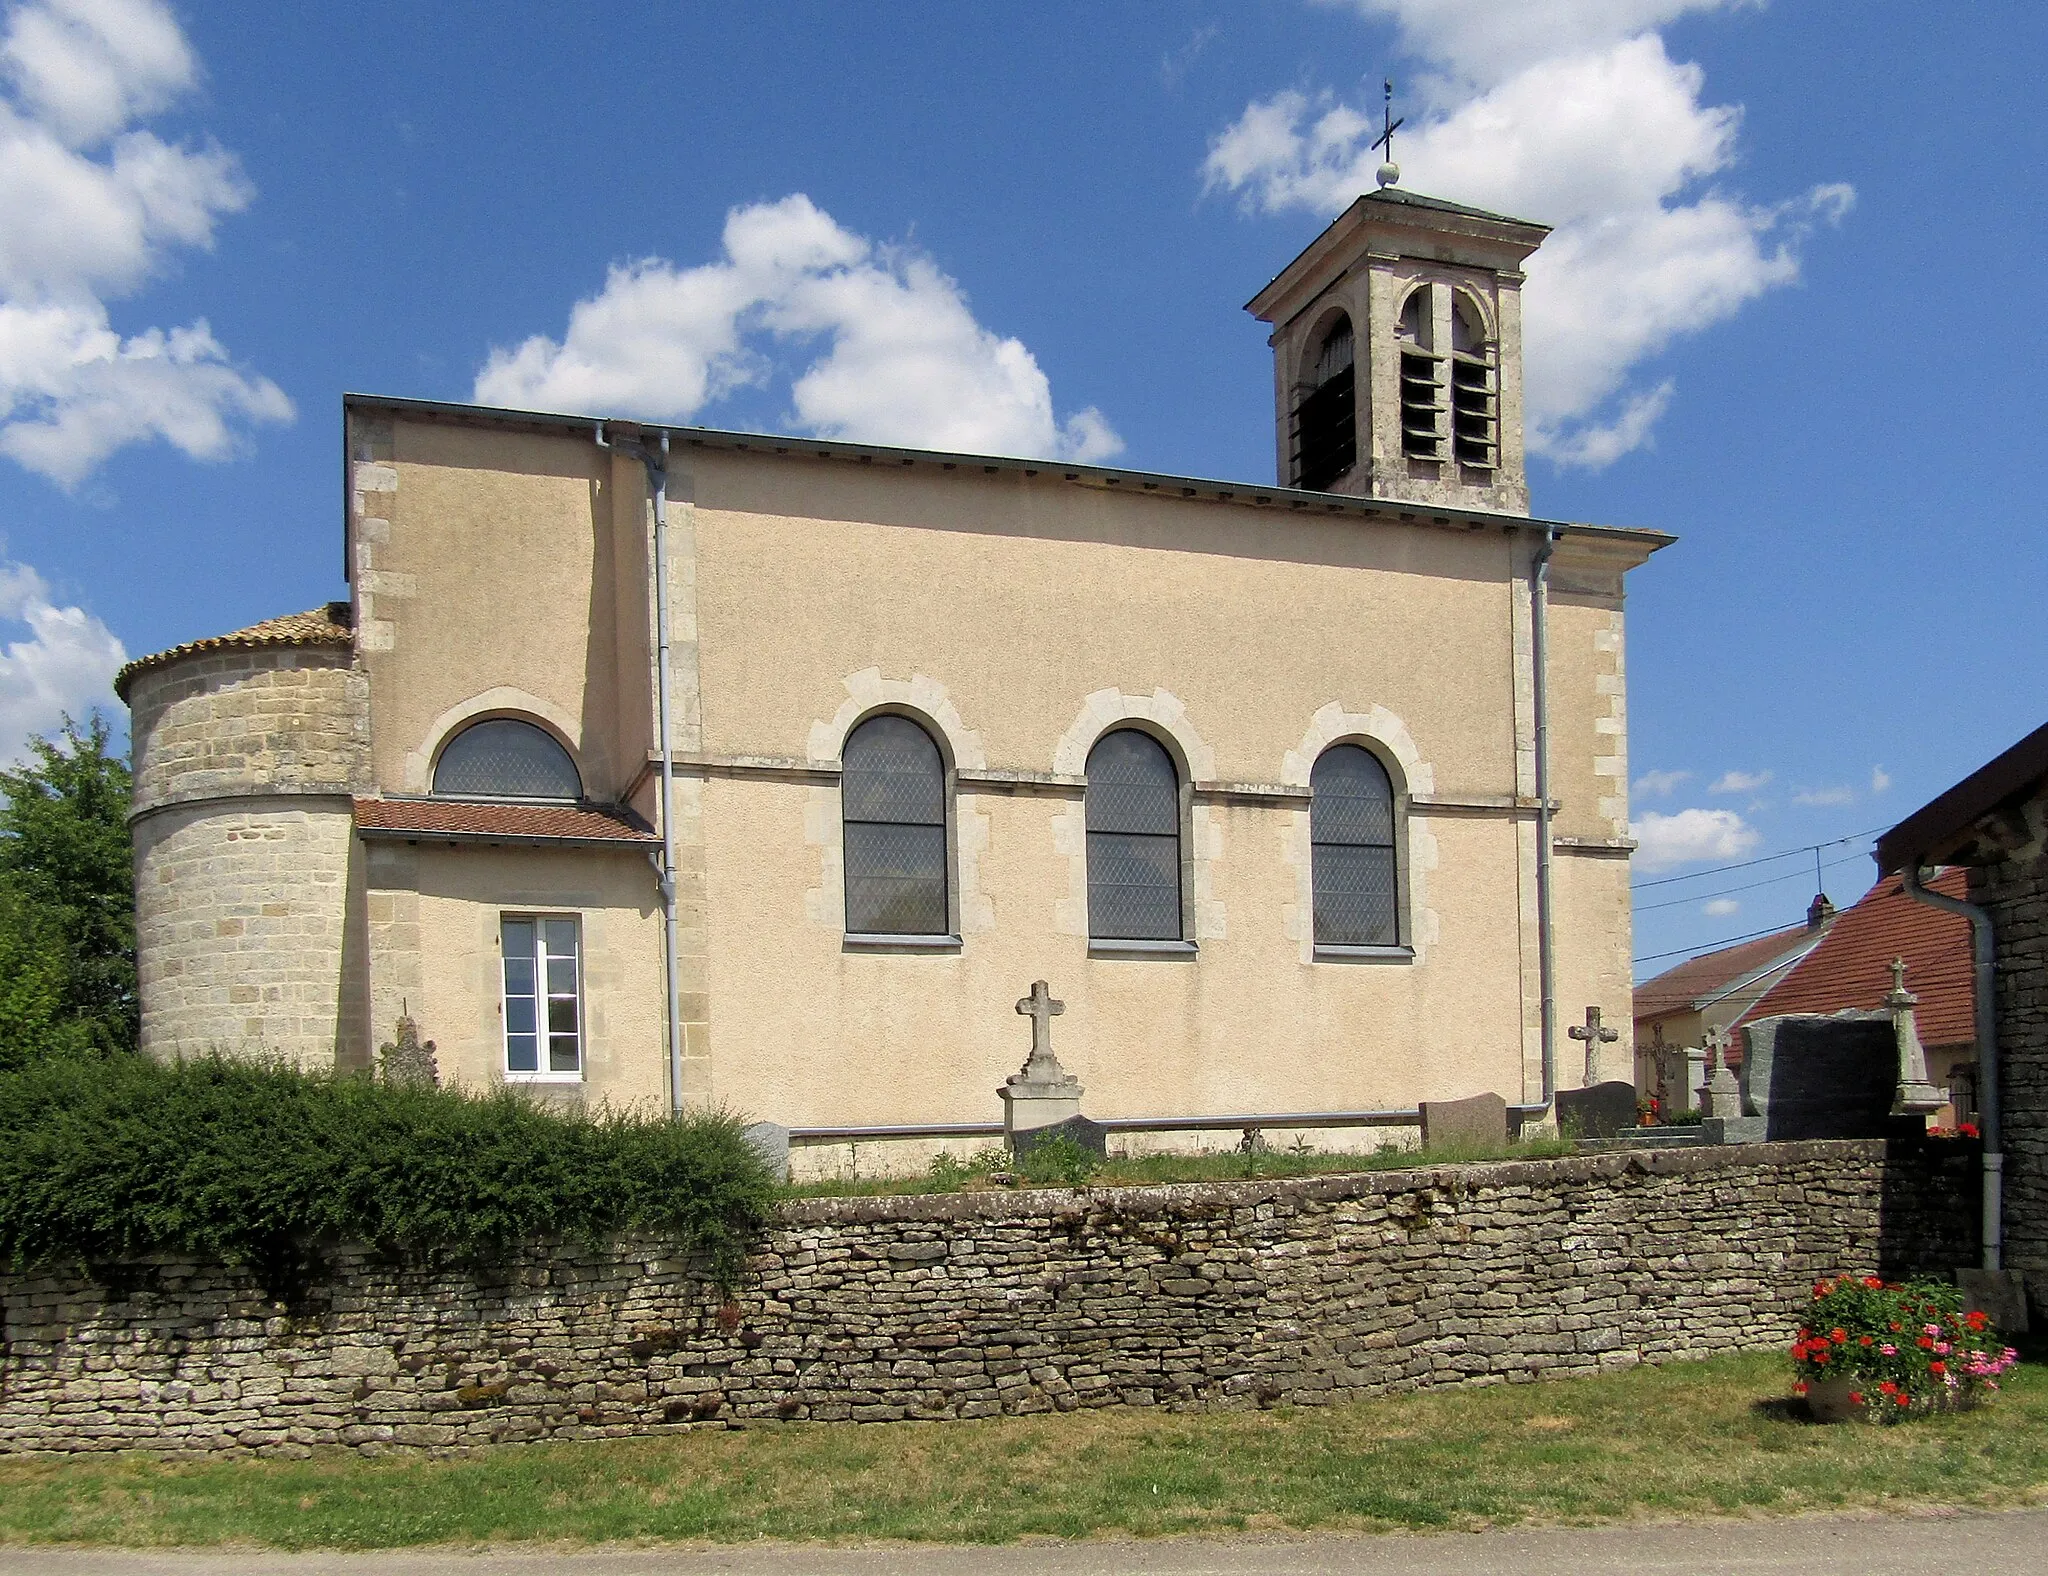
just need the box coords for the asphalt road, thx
[3,1507,2042,1576]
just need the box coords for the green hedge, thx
[0,1055,776,1292]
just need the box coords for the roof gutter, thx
[1898,864,2002,1271]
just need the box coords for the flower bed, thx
[1790,1275,2018,1421]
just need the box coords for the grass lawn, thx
[1,1352,2043,1550]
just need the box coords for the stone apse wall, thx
[0,1141,1976,1456]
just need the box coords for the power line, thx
[1629,824,1886,891]
[1633,849,1866,915]
[1634,922,1804,967]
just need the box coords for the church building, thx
[117,184,1669,1146]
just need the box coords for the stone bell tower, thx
[1246,181,1549,515]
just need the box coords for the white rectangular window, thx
[500,915,581,1077]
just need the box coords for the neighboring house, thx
[1876,719,2048,1315]
[116,183,1670,1135]
[1729,869,1977,1120]
[1632,896,1833,1083]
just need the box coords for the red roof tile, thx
[1737,868,1974,1048]
[115,603,354,699]
[1633,925,1816,1020]
[353,798,656,846]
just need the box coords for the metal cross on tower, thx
[1569,1004,1619,1084]
[1371,79,1404,187]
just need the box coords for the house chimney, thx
[1807,892,1836,929]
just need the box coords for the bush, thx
[1791,1274,2019,1419]
[0,1055,776,1293]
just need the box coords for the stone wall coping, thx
[778,1139,1886,1226]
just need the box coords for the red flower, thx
[1960,1123,1980,1138]
[1879,1381,1897,1395]
[1889,1322,1902,1332]
[1848,1391,1864,1405]
[1895,1394,1911,1407]
[1859,1335,1873,1346]
[1966,1311,1989,1331]
[1864,1277,1884,1289]
[1793,1381,1808,1396]
[1930,1361,1946,1376]
[1918,1336,1935,1350]
[1813,1349,1829,1364]
[1830,1328,1847,1343]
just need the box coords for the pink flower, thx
[1880,1344,1897,1356]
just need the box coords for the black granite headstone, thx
[1555,1080,1640,1140]
[1746,1017,1895,1140]
[1014,1114,1108,1158]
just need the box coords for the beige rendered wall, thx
[349,415,1651,1125]
[361,841,665,1108]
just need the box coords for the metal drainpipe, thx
[1900,863,2002,1271]
[1531,525,1559,1109]
[647,432,685,1118]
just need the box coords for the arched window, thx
[1398,286,1444,462]
[1311,744,1399,947]
[1293,313,1356,491]
[1449,294,1496,471]
[841,714,948,936]
[1086,729,1182,942]
[433,718,582,801]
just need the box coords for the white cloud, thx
[476,194,1122,465]
[1702,896,1739,917]
[1204,3,1850,466]
[1792,784,1855,807]
[0,555,124,758]
[0,0,289,486]
[1633,767,1690,798]
[1632,806,1759,872]
[1709,769,1769,794]
[1870,765,1891,794]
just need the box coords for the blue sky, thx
[0,0,2041,976]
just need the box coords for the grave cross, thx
[1569,1004,1619,1084]
[1015,980,1065,1071]
[1703,1022,1732,1072]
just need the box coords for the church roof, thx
[342,394,1674,551]
[114,602,353,701]
[1633,924,1817,1020]
[1352,186,1546,229]
[353,797,658,848]
[1736,869,1975,1049]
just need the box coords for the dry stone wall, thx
[0,1140,1975,1457]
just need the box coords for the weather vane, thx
[1372,78,1403,189]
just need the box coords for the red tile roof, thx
[353,798,657,846]
[1633,924,1816,1020]
[1736,868,1974,1048]
[115,603,354,700]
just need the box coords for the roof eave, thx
[1875,719,2048,871]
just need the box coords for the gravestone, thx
[1013,1114,1108,1160]
[378,1010,439,1089]
[1554,1080,1639,1140]
[1420,1091,1509,1149]
[999,980,1086,1145]
[1741,1013,1896,1140]
[742,1121,791,1183]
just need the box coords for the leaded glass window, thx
[434,719,582,801]
[1086,729,1182,942]
[1311,745,1399,947]
[842,715,949,936]
[501,915,581,1076]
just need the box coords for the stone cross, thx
[1698,1024,1733,1114]
[1885,956,1945,1118]
[1703,1022,1732,1072]
[1569,1004,1619,1084]
[1015,980,1065,1074]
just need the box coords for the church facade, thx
[118,188,1668,1139]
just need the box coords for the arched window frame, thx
[1291,306,1357,492]
[1308,737,1414,962]
[1084,725,1195,957]
[838,707,960,951]
[430,715,584,803]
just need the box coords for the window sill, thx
[843,933,963,953]
[1314,944,1415,964]
[505,1072,584,1084]
[1089,939,1198,960]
